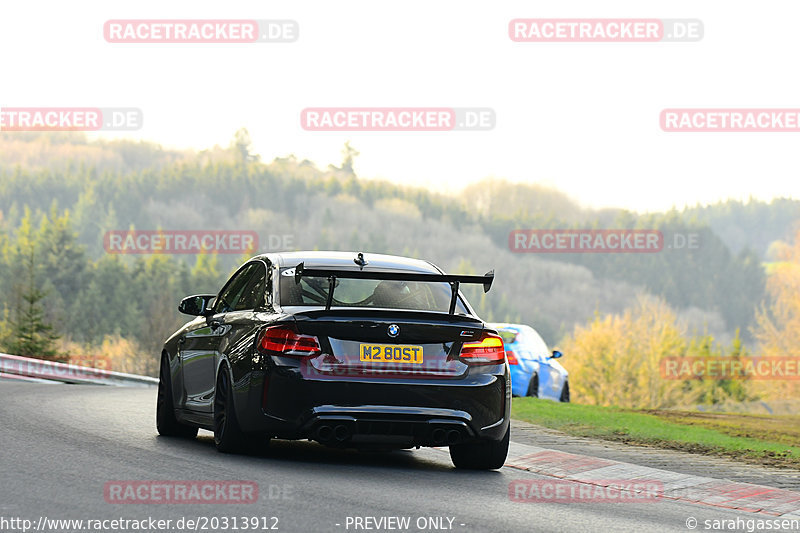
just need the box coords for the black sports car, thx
[157,251,510,469]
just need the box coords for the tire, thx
[156,353,198,438]
[449,426,510,470]
[560,381,570,403]
[526,373,539,398]
[214,367,247,453]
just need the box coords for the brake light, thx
[258,325,321,357]
[505,350,519,365]
[459,333,505,365]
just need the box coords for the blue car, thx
[490,323,569,402]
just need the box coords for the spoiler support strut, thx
[448,281,460,315]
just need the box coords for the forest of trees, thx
[0,131,796,408]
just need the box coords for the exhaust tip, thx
[334,424,350,442]
[432,428,447,445]
[317,425,333,442]
[446,429,461,445]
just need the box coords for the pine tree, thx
[7,247,62,360]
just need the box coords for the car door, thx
[217,261,269,374]
[525,327,564,400]
[180,262,258,413]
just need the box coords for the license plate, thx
[359,344,423,364]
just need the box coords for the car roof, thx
[489,323,540,336]
[255,251,443,274]
[489,323,528,331]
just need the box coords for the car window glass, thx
[279,269,469,314]
[498,329,518,345]
[234,262,267,311]
[214,264,256,314]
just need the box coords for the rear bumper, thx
[235,367,510,447]
[301,405,478,447]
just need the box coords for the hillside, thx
[0,132,779,355]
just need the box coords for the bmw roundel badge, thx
[387,324,400,337]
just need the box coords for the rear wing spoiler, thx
[293,262,494,313]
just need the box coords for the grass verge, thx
[511,398,800,469]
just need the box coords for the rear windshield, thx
[279,268,469,314]
[497,329,518,345]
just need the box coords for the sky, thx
[2,1,800,212]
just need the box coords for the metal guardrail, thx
[0,352,158,387]
[0,371,61,384]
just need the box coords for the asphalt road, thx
[0,383,775,533]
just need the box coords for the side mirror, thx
[178,294,216,316]
[550,350,563,359]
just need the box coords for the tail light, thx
[459,333,505,365]
[257,325,321,358]
[505,350,519,365]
